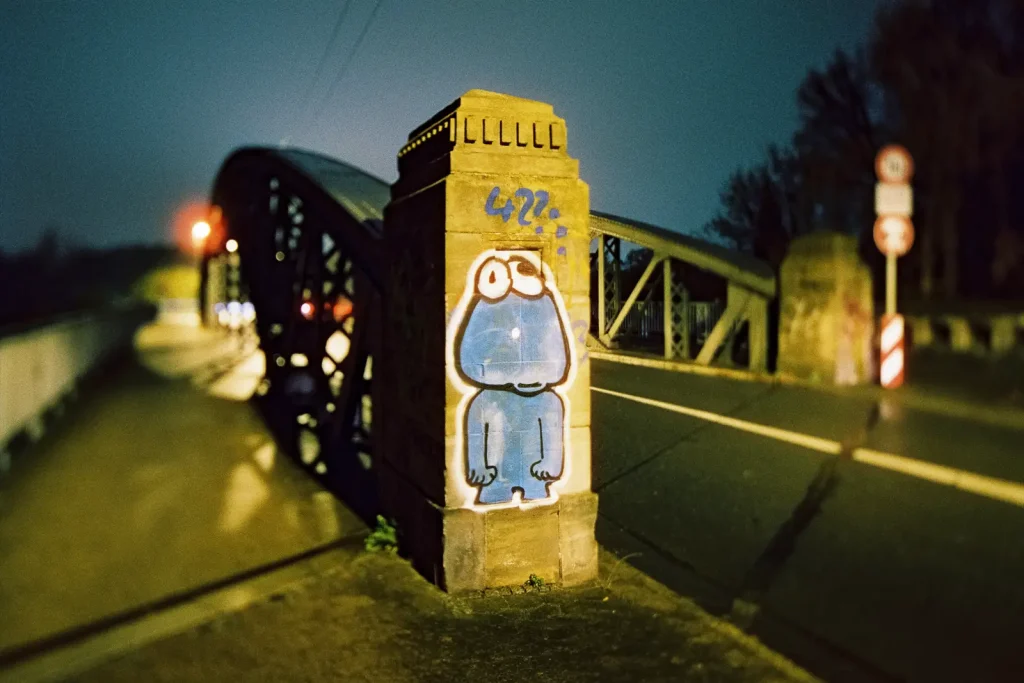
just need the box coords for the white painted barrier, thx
[908,313,1024,356]
[0,310,145,461]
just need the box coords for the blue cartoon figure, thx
[452,251,572,505]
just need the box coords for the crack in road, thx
[730,400,882,629]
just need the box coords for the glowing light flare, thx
[300,301,315,320]
[225,238,238,253]
[252,443,275,473]
[332,295,354,322]
[218,463,269,533]
[299,427,319,464]
[191,220,211,245]
[325,330,350,362]
[445,249,578,512]
[171,199,216,254]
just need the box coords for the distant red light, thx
[333,296,354,322]
[300,301,315,320]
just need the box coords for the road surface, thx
[592,358,1024,682]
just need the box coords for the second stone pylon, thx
[378,90,597,592]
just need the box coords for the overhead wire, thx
[299,0,354,120]
[307,0,387,130]
[283,0,353,146]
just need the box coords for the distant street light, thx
[226,238,238,253]
[191,220,211,247]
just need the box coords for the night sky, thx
[1,1,882,253]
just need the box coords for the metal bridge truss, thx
[199,150,777,506]
[204,148,389,517]
[590,212,776,372]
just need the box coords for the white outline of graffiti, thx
[445,249,578,511]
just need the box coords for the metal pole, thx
[663,259,672,359]
[886,252,896,315]
[597,234,606,341]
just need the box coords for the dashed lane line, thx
[592,386,1024,509]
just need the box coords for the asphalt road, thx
[591,359,1024,683]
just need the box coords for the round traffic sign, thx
[876,144,914,183]
[874,215,915,256]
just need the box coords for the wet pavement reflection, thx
[0,323,364,655]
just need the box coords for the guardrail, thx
[591,298,726,347]
[907,312,1024,356]
[0,307,149,470]
[590,212,776,372]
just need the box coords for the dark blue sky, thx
[1,1,883,252]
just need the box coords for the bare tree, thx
[705,49,881,262]
[794,48,882,237]
[872,0,1024,299]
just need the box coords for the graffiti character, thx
[452,251,572,505]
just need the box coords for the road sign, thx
[876,145,914,183]
[875,182,913,217]
[874,215,915,257]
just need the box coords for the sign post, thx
[874,145,914,388]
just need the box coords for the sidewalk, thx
[19,543,816,683]
[0,323,358,657]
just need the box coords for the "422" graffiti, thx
[484,187,560,225]
[484,187,570,253]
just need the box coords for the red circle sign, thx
[876,145,914,183]
[874,215,915,256]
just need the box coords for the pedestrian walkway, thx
[0,323,361,658]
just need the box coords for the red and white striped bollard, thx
[879,313,905,389]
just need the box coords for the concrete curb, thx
[589,349,779,385]
[593,549,818,682]
[0,541,364,683]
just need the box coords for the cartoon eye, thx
[508,256,544,296]
[476,258,512,300]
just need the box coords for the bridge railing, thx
[590,211,776,372]
[0,307,148,468]
[598,299,725,345]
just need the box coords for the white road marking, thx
[592,386,1024,509]
[851,448,1024,508]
